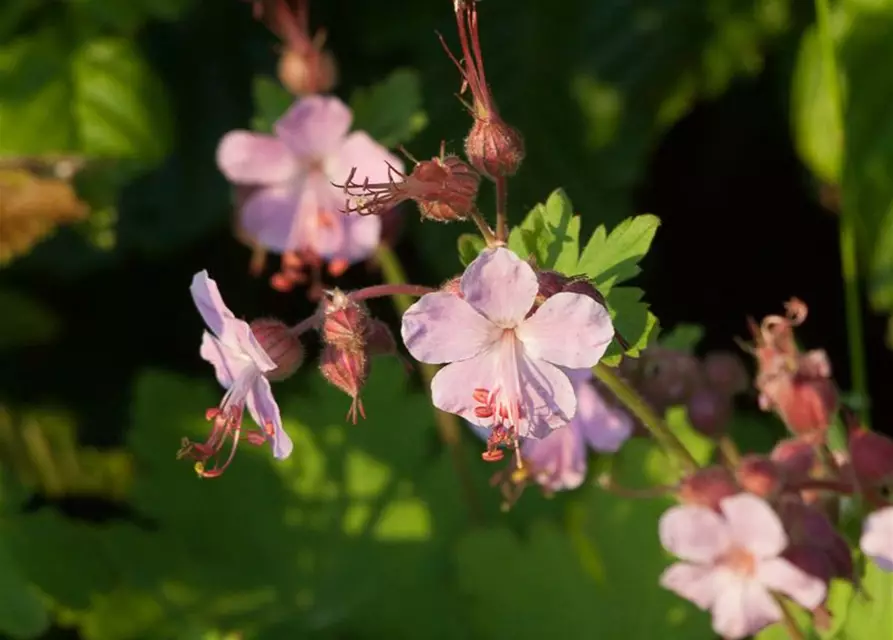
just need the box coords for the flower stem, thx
[717,435,741,468]
[348,283,435,304]
[815,0,870,426]
[374,244,484,522]
[495,175,508,242]
[469,208,498,246]
[593,363,699,474]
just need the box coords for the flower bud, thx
[464,117,526,179]
[685,386,732,438]
[778,497,854,582]
[621,347,703,412]
[769,438,816,485]
[414,155,481,222]
[321,289,368,351]
[735,455,783,498]
[320,345,369,423]
[677,466,739,511]
[702,350,749,397]
[277,47,337,96]
[848,426,893,487]
[441,275,463,297]
[535,270,569,303]
[249,318,304,381]
[365,318,397,357]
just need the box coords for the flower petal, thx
[275,95,351,159]
[191,270,236,337]
[659,562,719,610]
[574,378,633,453]
[720,493,788,559]
[246,376,293,460]
[401,292,498,364]
[460,248,538,327]
[710,575,781,640]
[861,506,893,572]
[328,130,404,188]
[659,504,731,563]
[200,332,253,388]
[216,131,297,185]
[517,291,614,368]
[337,213,382,264]
[756,557,826,609]
[516,353,577,437]
[522,422,587,491]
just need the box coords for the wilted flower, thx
[861,506,893,572]
[217,95,402,267]
[401,247,614,441]
[179,271,294,477]
[659,493,825,639]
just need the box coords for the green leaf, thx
[0,289,58,350]
[0,536,50,639]
[658,323,705,353]
[837,561,893,640]
[506,188,581,273]
[350,69,428,148]
[0,28,173,163]
[457,233,485,267]
[600,286,660,367]
[250,76,294,134]
[577,214,661,293]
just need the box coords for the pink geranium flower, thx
[216,95,402,265]
[182,271,294,476]
[861,506,893,572]
[401,247,614,439]
[659,493,826,639]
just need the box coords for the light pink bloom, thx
[191,271,293,461]
[659,493,825,639]
[402,247,614,439]
[216,95,402,265]
[861,506,893,572]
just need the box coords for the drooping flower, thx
[659,493,826,639]
[216,96,402,268]
[861,507,893,572]
[178,271,295,478]
[402,247,614,441]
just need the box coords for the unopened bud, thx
[770,438,816,485]
[535,270,569,302]
[735,455,783,498]
[320,345,369,423]
[677,466,739,511]
[321,289,368,351]
[413,155,481,222]
[249,318,304,381]
[464,117,525,179]
[702,350,749,397]
[441,276,463,297]
[848,426,893,487]
[278,47,337,96]
[365,318,397,357]
[778,497,854,582]
[686,386,733,438]
[622,347,703,412]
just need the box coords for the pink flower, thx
[402,247,614,439]
[659,493,826,639]
[182,271,293,477]
[861,506,893,572]
[216,95,402,265]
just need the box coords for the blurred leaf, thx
[457,233,485,267]
[658,323,705,353]
[601,287,660,367]
[0,537,50,639]
[837,561,893,640]
[756,578,853,640]
[0,289,58,349]
[350,69,428,148]
[69,0,195,33]
[577,214,661,294]
[0,28,173,162]
[250,76,294,134]
[506,188,580,272]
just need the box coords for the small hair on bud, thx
[465,117,526,180]
[319,345,369,423]
[320,289,369,352]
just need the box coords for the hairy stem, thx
[593,363,699,473]
[375,244,484,522]
[469,208,498,246]
[495,175,508,242]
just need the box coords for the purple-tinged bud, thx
[685,386,733,438]
[535,270,569,303]
[848,426,893,488]
[320,345,369,424]
[249,318,304,381]
[677,466,739,511]
[702,350,749,397]
[562,277,609,308]
[735,454,783,498]
[770,438,816,486]
[365,318,397,357]
[465,118,526,180]
[320,289,368,351]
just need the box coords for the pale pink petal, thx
[239,185,301,253]
[216,131,297,185]
[191,270,236,337]
[275,96,351,159]
[246,376,293,460]
[328,130,404,188]
[756,557,826,609]
[401,292,499,364]
[522,423,587,491]
[574,378,633,453]
[517,291,614,367]
[861,507,893,572]
[460,248,538,326]
[659,505,731,563]
[516,352,577,437]
[659,562,719,610]
[337,213,382,264]
[720,494,788,559]
[710,576,781,639]
[200,332,253,388]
